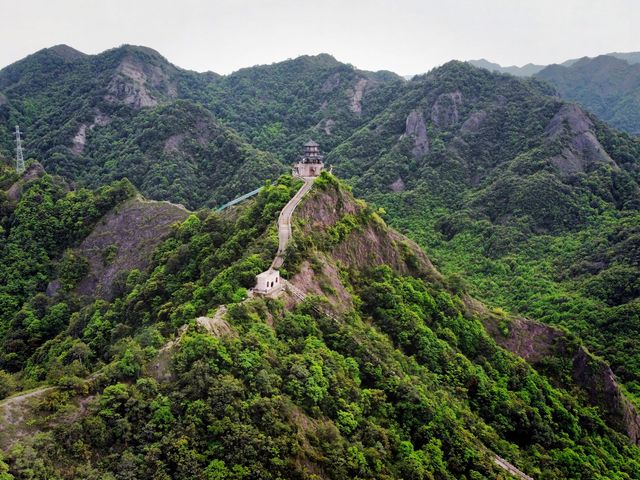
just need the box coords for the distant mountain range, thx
[468,51,640,76]
[536,55,640,135]
[467,52,640,134]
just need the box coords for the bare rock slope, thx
[74,196,190,300]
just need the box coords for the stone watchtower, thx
[293,140,324,177]
[253,268,282,295]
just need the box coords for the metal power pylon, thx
[15,125,25,174]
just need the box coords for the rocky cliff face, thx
[460,110,487,134]
[545,103,617,175]
[402,109,429,157]
[348,78,368,114]
[71,197,189,300]
[291,177,442,307]
[472,294,640,444]
[573,347,640,445]
[536,55,640,135]
[431,91,463,128]
[104,53,179,108]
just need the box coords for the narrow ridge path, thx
[271,177,314,269]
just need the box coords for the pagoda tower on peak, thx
[293,140,324,177]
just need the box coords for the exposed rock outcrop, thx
[324,118,336,135]
[295,178,442,285]
[71,124,87,155]
[70,113,111,156]
[402,109,429,157]
[72,197,189,300]
[196,306,235,337]
[461,110,487,134]
[162,119,211,153]
[390,177,406,192]
[481,310,563,364]
[315,118,336,135]
[348,78,368,114]
[6,162,46,202]
[289,258,354,314]
[470,294,640,445]
[431,91,463,128]
[163,133,186,153]
[573,347,640,445]
[104,54,178,109]
[321,72,341,93]
[545,104,617,175]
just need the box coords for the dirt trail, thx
[0,387,56,418]
[0,386,58,443]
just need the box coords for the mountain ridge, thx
[467,50,640,77]
[536,55,640,135]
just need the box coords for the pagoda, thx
[293,140,324,177]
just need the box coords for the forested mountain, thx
[329,60,640,404]
[0,45,271,208]
[536,55,640,135]
[468,53,640,135]
[2,45,640,479]
[467,58,547,77]
[0,45,400,207]
[198,54,403,160]
[468,51,640,77]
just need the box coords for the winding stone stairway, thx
[271,177,315,269]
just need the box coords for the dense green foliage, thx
[0,46,401,208]
[0,45,281,208]
[329,61,640,402]
[0,164,135,372]
[67,100,284,209]
[2,177,640,479]
[197,54,403,160]
[536,55,640,135]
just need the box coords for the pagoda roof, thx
[304,140,319,147]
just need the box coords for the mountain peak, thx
[300,52,340,65]
[467,58,546,76]
[45,44,87,61]
[104,44,173,65]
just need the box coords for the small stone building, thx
[294,140,324,177]
[254,268,282,295]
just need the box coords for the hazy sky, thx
[2,0,638,75]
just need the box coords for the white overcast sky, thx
[1,0,638,75]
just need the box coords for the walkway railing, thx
[216,186,263,212]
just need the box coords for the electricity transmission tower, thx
[15,125,25,174]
